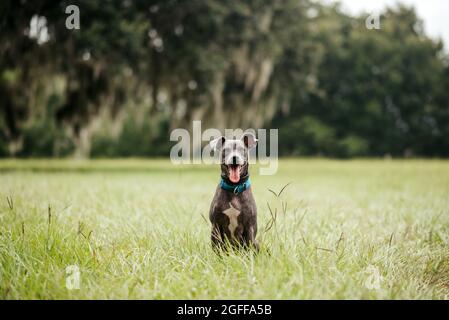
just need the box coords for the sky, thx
[328,0,449,47]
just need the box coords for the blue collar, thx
[220,178,251,194]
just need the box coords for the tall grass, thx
[0,159,448,299]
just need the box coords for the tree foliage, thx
[0,1,448,157]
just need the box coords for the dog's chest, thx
[211,189,256,236]
[222,203,241,235]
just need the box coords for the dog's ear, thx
[242,132,258,149]
[210,136,226,151]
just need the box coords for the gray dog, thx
[208,133,259,251]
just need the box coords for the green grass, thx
[0,159,448,299]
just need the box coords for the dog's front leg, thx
[211,223,225,251]
[243,225,259,251]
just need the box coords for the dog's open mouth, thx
[228,164,242,183]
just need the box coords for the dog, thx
[208,132,259,251]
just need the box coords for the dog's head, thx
[210,133,258,184]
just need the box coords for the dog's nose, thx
[232,156,238,165]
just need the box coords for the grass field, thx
[0,159,448,299]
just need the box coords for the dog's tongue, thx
[229,166,240,183]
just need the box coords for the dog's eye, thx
[222,148,232,155]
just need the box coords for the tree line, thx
[1,0,448,158]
